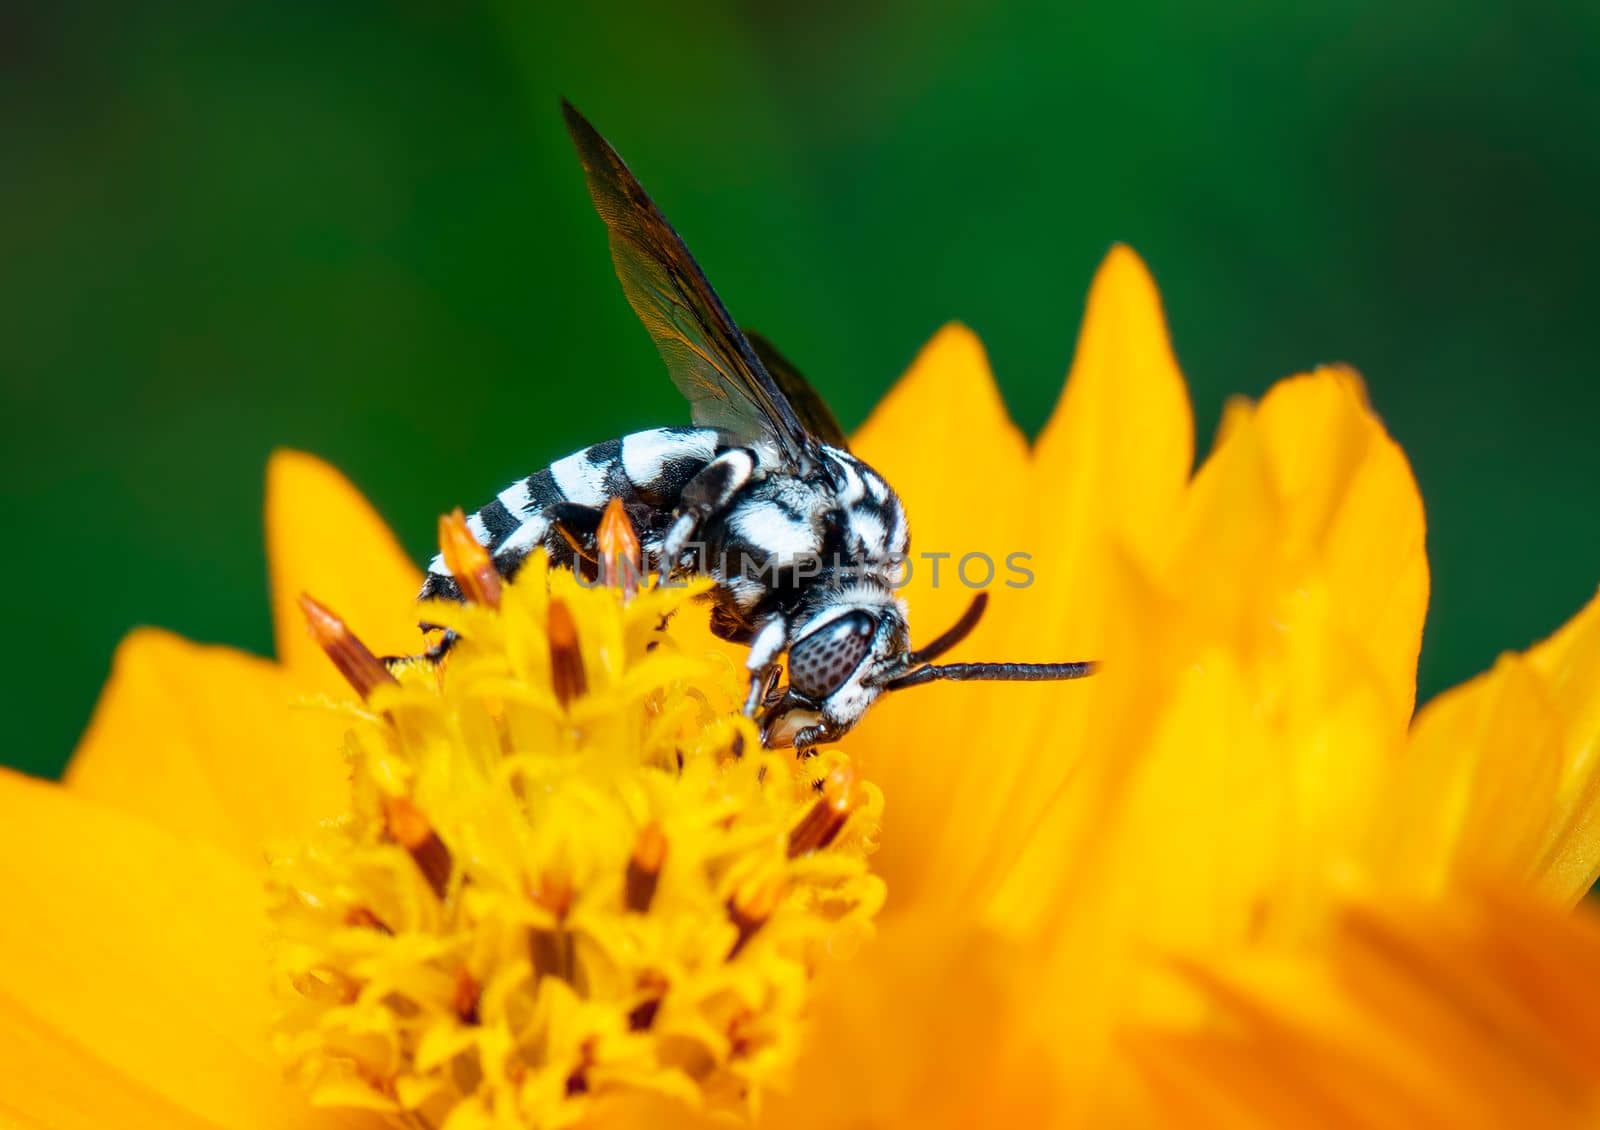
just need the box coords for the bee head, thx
[758,588,908,749]
[759,592,1098,750]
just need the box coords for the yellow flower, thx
[4,245,1598,1128]
[269,543,881,1127]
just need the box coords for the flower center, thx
[267,512,884,1127]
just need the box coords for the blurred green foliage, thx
[4,0,1598,776]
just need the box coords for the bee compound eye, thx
[787,612,876,701]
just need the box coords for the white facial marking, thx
[550,450,610,507]
[791,585,900,642]
[747,617,789,670]
[823,677,881,729]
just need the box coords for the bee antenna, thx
[904,592,990,666]
[882,659,1098,692]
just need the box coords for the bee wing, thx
[743,331,849,450]
[562,101,818,468]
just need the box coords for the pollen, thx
[267,532,884,1128]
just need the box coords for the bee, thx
[421,101,1094,750]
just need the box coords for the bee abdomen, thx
[420,426,720,603]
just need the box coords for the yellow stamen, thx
[628,969,669,1031]
[527,870,574,920]
[728,874,787,959]
[342,906,390,934]
[437,507,501,608]
[788,762,860,857]
[547,598,586,707]
[382,794,451,898]
[267,550,885,1126]
[626,820,667,911]
[296,592,396,699]
[597,496,643,598]
[452,967,480,1024]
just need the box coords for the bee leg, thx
[424,629,459,663]
[790,722,836,757]
[743,616,789,717]
[379,628,458,672]
[660,449,758,572]
[744,671,772,717]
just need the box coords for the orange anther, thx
[726,875,787,959]
[438,508,501,609]
[297,593,398,700]
[547,600,587,707]
[382,795,451,898]
[787,763,860,857]
[625,821,668,912]
[453,966,480,1024]
[597,497,643,599]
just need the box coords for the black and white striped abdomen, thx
[420,426,720,601]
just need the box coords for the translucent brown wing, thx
[562,101,817,468]
[744,331,848,450]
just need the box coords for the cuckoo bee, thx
[420,101,1095,750]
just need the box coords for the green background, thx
[4,1,1598,776]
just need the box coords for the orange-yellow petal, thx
[0,770,379,1130]
[1146,368,1426,728]
[1377,588,1600,903]
[759,916,1061,1130]
[951,246,1197,918]
[266,450,422,692]
[1250,369,1429,718]
[965,368,1427,1107]
[998,366,1426,937]
[1029,243,1195,639]
[63,628,351,862]
[0,1013,225,1130]
[1134,891,1600,1128]
[852,322,1030,645]
[849,325,1034,911]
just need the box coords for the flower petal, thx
[0,771,378,1130]
[997,366,1426,932]
[758,917,1061,1130]
[1250,369,1429,718]
[0,1005,233,1130]
[1029,244,1195,632]
[852,323,1031,637]
[1377,588,1600,903]
[848,325,1033,911]
[978,371,1427,1099]
[64,628,351,861]
[1133,892,1600,1127]
[870,249,1196,919]
[267,450,422,691]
